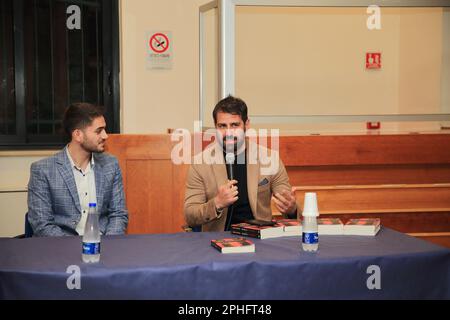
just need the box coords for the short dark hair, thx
[212,95,248,124]
[62,103,105,139]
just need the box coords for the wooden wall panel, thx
[278,134,450,167]
[291,185,450,214]
[287,165,450,186]
[172,163,190,232]
[309,212,450,233]
[106,135,187,234]
[126,160,173,234]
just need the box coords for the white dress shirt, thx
[66,147,97,235]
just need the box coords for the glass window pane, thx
[1,0,115,147]
[36,0,53,130]
[52,1,69,130]
[235,6,450,117]
[68,5,83,104]
[0,0,16,135]
[24,0,103,141]
[84,5,101,105]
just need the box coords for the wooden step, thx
[272,183,450,215]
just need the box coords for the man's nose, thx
[225,128,235,136]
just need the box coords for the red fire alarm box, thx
[366,122,381,130]
[366,52,381,69]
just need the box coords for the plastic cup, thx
[302,192,319,217]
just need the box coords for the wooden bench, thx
[272,184,450,247]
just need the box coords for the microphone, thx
[224,152,235,231]
[225,152,234,180]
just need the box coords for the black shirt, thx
[224,151,254,230]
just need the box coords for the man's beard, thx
[220,132,246,155]
[81,139,105,153]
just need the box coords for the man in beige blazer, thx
[184,96,297,232]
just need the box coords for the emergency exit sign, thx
[366,52,381,69]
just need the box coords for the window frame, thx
[0,0,120,150]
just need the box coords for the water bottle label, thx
[82,242,100,255]
[302,232,319,244]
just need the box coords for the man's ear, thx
[72,129,83,143]
[245,119,250,130]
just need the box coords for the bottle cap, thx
[89,203,97,207]
[302,192,319,217]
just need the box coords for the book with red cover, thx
[210,237,255,254]
[343,218,381,236]
[230,222,284,239]
[318,218,344,235]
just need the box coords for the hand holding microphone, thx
[214,145,238,211]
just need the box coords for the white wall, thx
[0,153,55,237]
[0,192,28,237]
[201,6,447,133]
[234,7,443,116]
[120,0,211,134]
[442,9,450,114]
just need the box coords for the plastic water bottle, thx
[302,216,319,252]
[302,193,319,252]
[82,203,101,263]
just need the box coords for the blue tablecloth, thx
[0,228,449,299]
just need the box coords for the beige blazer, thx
[184,141,294,231]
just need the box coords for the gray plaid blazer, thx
[27,148,128,237]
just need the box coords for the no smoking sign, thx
[147,31,172,69]
[150,33,169,53]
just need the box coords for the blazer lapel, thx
[210,143,228,188]
[246,142,260,215]
[56,150,81,213]
[93,154,104,213]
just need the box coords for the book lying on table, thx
[230,222,285,239]
[210,237,255,254]
[277,219,302,236]
[318,218,344,235]
[230,218,381,238]
[343,218,381,236]
[277,218,344,236]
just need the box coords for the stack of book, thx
[318,217,381,236]
[318,218,344,235]
[343,218,381,236]
[230,222,284,239]
[231,219,302,238]
[229,218,381,238]
[276,219,302,236]
[210,237,255,254]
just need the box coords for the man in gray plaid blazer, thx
[27,103,128,237]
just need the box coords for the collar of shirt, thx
[65,146,95,174]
